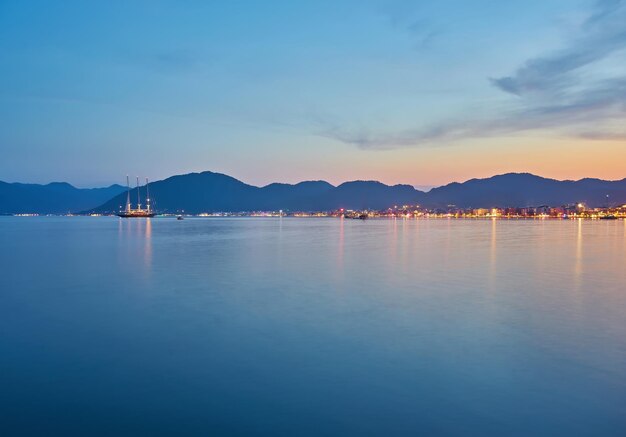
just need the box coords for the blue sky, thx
[1,0,624,188]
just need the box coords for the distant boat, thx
[117,176,156,218]
[177,215,184,220]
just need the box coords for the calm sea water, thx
[0,217,625,436]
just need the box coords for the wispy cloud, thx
[380,3,443,49]
[491,0,626,95]
[326,0,626,149]
[119,49,202,74]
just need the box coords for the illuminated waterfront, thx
[1,217,625,435]
[10,203,626,220]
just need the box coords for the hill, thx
[91,171,626,213]
[91,172,427,213]
[5,171,626,214]
[427,173,626,208]
[0,182,126,214]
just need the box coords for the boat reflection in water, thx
[117,176,156,218]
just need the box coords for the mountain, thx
[325,181,424,210]
[91,171,427,213]
[5,171,626,214]
[427,173,626,208]
[92,171,626,213]
[0,181,126,214]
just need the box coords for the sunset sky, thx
[1,0,625,188]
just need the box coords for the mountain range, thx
[93,172,425,214]
[0,182,125,214]
[427,173,626,209]
[93,171,626,214]
[1,172,625,214]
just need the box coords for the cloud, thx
[318,120,475,150]
[119,49,202,74]
[321,75,626,149]
[379,3,443,49]
[490,0,626,96]
[325,0,626,149]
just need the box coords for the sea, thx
[0,217,625,436]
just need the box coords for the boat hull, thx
[116,212,156,218]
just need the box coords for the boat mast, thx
[146,178,151,213]
[126,175,131,212]
[136,176,141,210]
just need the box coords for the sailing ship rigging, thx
[117,176,156,218]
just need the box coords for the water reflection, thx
[117,218,153,274]
[574,219,583,291]
[444,217,452,268]
[144,218,152,270]
[2,217,626,435]
[389,217,398,266]
[488,218,497,292]
[400,217,409,270]
[337,215,344,269]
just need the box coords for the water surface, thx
[1,217,625,436]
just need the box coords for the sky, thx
[0,0,625,189]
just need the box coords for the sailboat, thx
[117,176,156,218]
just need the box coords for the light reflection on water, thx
[0,217,625,436]
[117,217,153,274]
[574,218,583,292]
[489,217,497,293]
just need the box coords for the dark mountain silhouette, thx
[92,172,426,213]
[326,181,424,210]
[427,173,626,208]
[4,171,626,214]
[260,180,335,210]
[0,181,126,214]
[91,171,626,214]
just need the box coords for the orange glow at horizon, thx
[153,135,626,190]
[267,137,626,189]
